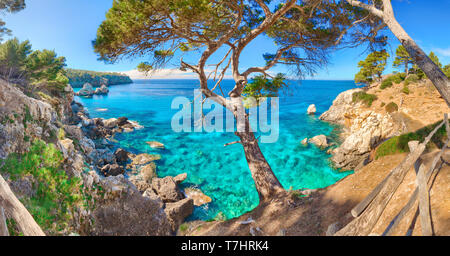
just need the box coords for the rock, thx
[152,176,184,203]
[184,187,212,206]
[103,118,119,129]
[94,84,109,95]
[164,198,194,231]
[58,138,75,160]
[114,148,129,164]
[143,188,164,208]
[301,138,308,146]
[101,164,124,177]
[131,153,161,166]
[307,104,317,115]
[141,162,157,182]
[117,117,128,126]
[173,173,187,185]
[77,83,95,97]
[326,222,340,236]
[309,135,328,149]
[128,120,144,129]
[146,141,165,149]
[88,175,171,236]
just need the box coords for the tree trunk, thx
[236,129,285,202]
[405,62,409,75]
[0,175,45,236]
[382,5,450,106]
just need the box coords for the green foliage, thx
[404,74,419,86]
[242,73,287,107]
[355,50,389,84]
[376,120,447,159]
[137,62,153,75]
[443,64,450,78]
[393,45,414,74]
[352,91,377,107]
[402,84,410,94]
[0,139,85,234]
[65,68,132,87]
[380,73,404,89]
[385,102,398,113]
[0,38,69,93]
[429,51,442,69]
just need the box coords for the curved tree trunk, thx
[382,2,450,106]
[235,119,285,202]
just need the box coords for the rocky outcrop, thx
[87,175,172,236]
[184,187,212,206]
[94,84,109,95]
[307,104,317,115]
[309,135,328,149]
[152,176,184,203]
[164,198,194,231]
[320,88,397,170]
[76,83,95,97]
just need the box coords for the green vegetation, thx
[352,91,377,107]
[443,64,450,78]
[402,84,410,94]
[242,74,287,107]
[0,139,85,235]
[393,45,414,75]
[380,73,405,89]
[0,38,68,93]
[376,120,447,159]
[65,68,132,88]
[385,102,398,113]
[404,74,419,86]
[355,50,390,84]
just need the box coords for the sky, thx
[2,0,450,80]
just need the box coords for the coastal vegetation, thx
[0,139,86,234]
[355,50,389,84]
[65,68,132,88]
[352,91,377,107]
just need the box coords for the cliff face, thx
[0,79,171,235]
[320,79,450,171]
[66,69,132,88]
[320,88,398,170]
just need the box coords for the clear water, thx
[74,79,356,220]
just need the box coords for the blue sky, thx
[3,0,450,79]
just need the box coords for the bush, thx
[380,73,406,89]
[385,102,398,113]
[402,84,410,94]
[352,91,377,107]
[376,120,447,159]
[404,74,419,86]
[380,79,393,89]
[0,139,85,234]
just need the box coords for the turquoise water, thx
[75,79,356,220]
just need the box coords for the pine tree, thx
[393,45,413,75]
[355,50,389,84]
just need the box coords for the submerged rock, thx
[184,187,212,206]
[146,141,165,149]
[131,153,161,166]
[301,138,308,146]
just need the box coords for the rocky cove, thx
[0,78,211,235]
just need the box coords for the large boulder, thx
[114,148,129,164]
[94,84,109,95]
[131,153,161,166]
[309,135,328,149]
[86,175,171,236]
[152,176,184,203]
[307,104,317,115]
[129,162,157,192]
[77,83,95,97]
[164,198,194,232]
[101,164,124,177]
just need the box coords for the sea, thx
[74,79,357,220]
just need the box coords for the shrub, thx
[404,74,419,86]
[0,139,85,234]
[380,79,393,89]
[352,91,377,107]
[380,102,385,107]
[376,120,447,159]
[385,102,398,113]
[402,84,410,94]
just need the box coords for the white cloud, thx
[434,47,450,57]
[122,68,198,79]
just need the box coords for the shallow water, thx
[75,79,356,220]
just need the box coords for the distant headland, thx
[66,68,132,88]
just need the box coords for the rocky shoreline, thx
[0,79,205,235]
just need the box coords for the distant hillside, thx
[66,69,132,88]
